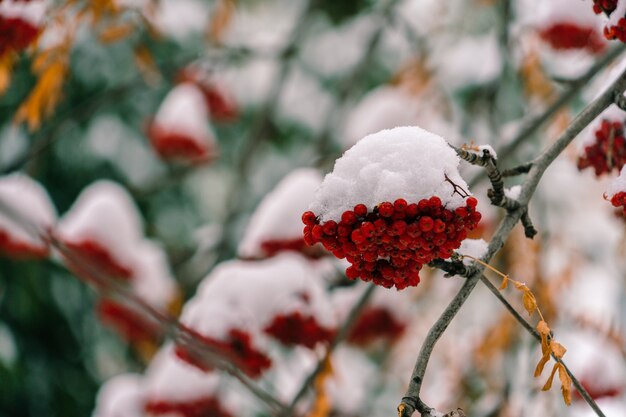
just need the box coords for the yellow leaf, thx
[0,52,14,96]
[542,363,558,391]
[558,364,572,406]
[15,60,68,131]
[99,22,135,44]
[499,275,509,290]
[306,355,333,417]
[514,283,537,315]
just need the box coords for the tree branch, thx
[399,62,626,417]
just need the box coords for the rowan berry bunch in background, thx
[577,118,626,176]
[303,126,481,290]
[592,0,626,41]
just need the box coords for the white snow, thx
[430,32,502,91]
[57,180,144,272]
[326,346,378,415]
[310,126,472,222]
[154,83,215,147]
[457,238,488,264]
[143,345,223,403]
[130,240,178,308]
[0,173,57,250]
[608,166,626,198]
[238,168,323,258]
[93,373,145,417]
[152,0,210,41]
[0,0,47,25]
[504,185,521,200]
[193,254,336,331]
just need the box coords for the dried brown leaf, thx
[499,275,509,290]
[558,364,572,405]
[542,363,558,391]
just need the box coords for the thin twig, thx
[479,276,608,417]
[469,44,626,188]
[284,283,376,416]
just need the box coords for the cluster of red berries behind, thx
[610,191,626,215]
[538,23,605,53]
[302,196,481,290]
[175,328,272,379]
[146,397,234,417]
[577,119,626,176]
[592,0,626,42]
[593,0,618,15]
[0,16,40,55]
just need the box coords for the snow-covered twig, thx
[399,64,626,417]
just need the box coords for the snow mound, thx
[194,254,335,331]
[154,83,215,146]
[57,180,144,270]
[0,173,57,256]
[93,373,145,417]
[144,345,222,403]
[238,168,323,258]
[310,126,470,222]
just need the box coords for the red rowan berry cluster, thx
[145,397,234,417]
[577,119,626,176]
[538,23,605,53]
[592,0,626,42]
[97,300,161,344]
[593,0,618,15]
[347,306,406,346]
[302,196,481,290]
[609,191,626,214]
[264,311,335,348]
[0,16,39,55]
[175,328,272,379]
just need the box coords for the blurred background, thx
[0,0,625,416]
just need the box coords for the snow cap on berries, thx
[149,83,217,163]
[310,126,471,222]
[195,254,336,345]
[177,64,238,122]
[93,373,146,417]
[0,173,57,258]
[57,180,144,278]
[238,168,323,259]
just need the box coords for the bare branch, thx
[399,62,626,417]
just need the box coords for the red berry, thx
[311,225,324,240]
[428,196,442,208]
[323,220,337,235]
[341,210,357,225]
[394,199,407,212]
[418,216,434,232]
[302,211,316,225]
[466,197,478,208]
[354,204,368,217]
[378,202,394,217]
